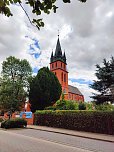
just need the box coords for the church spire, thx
[50,51,53,62]
[63,51,66,63]
[55,35,62,57]
[51,51,53,58]
[50,34,67,64]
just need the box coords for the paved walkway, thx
[27,125,114,143]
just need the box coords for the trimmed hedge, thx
[1,118,27,129]
[34,110,114,135]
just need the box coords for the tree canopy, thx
[0,56,32,112]
[29,67,62,112]
[0,0,87,29]
[90,57,114,104]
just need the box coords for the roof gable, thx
[68,85,83,96]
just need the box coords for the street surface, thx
[0,129,114,152]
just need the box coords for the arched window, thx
[64,64,65,69]
[61,72,63,81]
[55,72,56,75]
[64,74,66,82]
[61,63,62,68]
[56,62,57,67]
[52,64,54,69]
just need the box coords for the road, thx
[0,129,114,152]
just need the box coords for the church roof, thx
[68,85,83,96]
[55,37,62,57]
[50,36,66,64]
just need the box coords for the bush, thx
[95,103,114,111]
[34,110,114,135]
[0,110,4,116]
[1,118,27,129]
[0,117,4,122]
[86,102,95,110]
[78,102,86,110]
[46,100,78,110]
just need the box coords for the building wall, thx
[50,60,68,100]
[50,60,84,102]
[68,92,84,102]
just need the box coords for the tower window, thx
[61,63,62,68]
[52,64,54,69]
[64,74,66,82]
[61,72,63,81]
[63,89,66,94]
[56,62,57,67]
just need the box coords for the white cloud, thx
[0,0,114,101]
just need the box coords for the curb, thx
[27,126,114,143]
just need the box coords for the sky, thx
[0,0,114,101]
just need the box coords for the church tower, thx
[50,35,68,100]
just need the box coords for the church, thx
[50,35,84,102]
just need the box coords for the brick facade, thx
[50,36,84,102]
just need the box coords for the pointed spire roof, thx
[51,51,53,58]
[50,34,67,64]
[63,51,66,62]
[63,51,66,58]
[55,35,62,57]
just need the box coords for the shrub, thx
[1,118,27,129]
[0,117,4,122]
[46,100,78,110]
[0,110,4,116]
[34,110,114,135]
[86,102,95,111]
[78,102,86,110]
[95,103,114,111]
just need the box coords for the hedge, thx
[1,118,27,129]
[34,110,114,135]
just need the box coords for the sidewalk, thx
[27,125,114,143]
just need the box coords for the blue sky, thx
[26,36,41,59]
[69,78,93,85]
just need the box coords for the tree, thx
[0,56,32,114]
[29,67,62,112]
[0,78,26,113]
[0,0,87,29]
[2,56,32,88]
[90,57,114,104]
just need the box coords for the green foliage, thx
[46,100,79,110]
[29,67,62,112]
[0,110,4,116]
[95,103,114,111]
[86,102,94,111]
[56,100,76,110]
[1,118,27,129]
[45,101,114,111]
[0,56,32,112]
[0,0,87,29]
[34,110,114,135]
[2,56,32,88]
[90,57,114,104]
[0,117,4,122]
[78,102,86,110]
